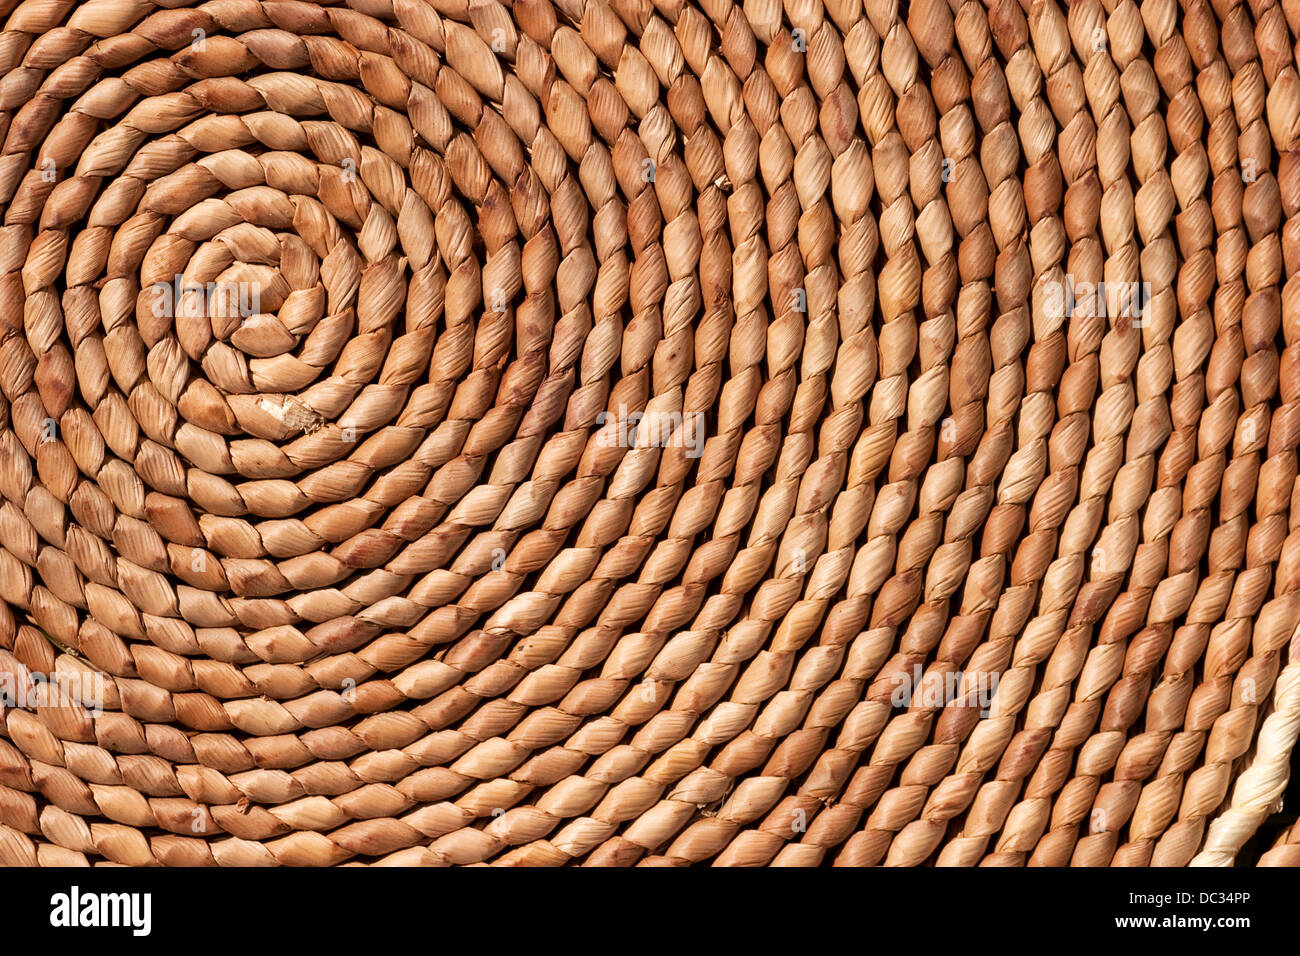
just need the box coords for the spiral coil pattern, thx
[0,0,1299,867]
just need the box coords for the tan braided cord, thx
[0,0,1298,868]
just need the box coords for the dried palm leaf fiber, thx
[1,0,1300,869]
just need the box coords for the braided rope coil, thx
[0,0,1297,867]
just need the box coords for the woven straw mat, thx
[1,0,1300,869]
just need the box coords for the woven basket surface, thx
[2,0,1300,868]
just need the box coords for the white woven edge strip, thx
[1190,646,1300,867]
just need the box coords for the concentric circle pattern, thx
[1,0,1300,868]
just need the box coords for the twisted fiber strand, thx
[987,0,1195,867]
[1058,0,1284,868]
[1138,0,1298,868]
[3,0,574,868]
[64,55,483,853]
[845,0,1099,866]
[0,0,1298,867]
[734,0,1006,867]
[831,0,1070,866]
[490,0,835,867]
[1041,0,1300,866]
[1192,632,1300,864]
[928,0,1129,866]
[391,1,730,865]
[793,0,974,867]
[601,0,892,868]
[935,0,1268,868]
[0,0,1201,863]
[479,0,849,867]
[2,0,915,868]
[281,4,701,862]
[862,0,1110,867]
[465,0,736,866]
[0,1,590,868]
[1088,0,1292,867]
[680,0,965,868]
[1053,0,1237,868]
[1092,0,1300,868]
[363,0,726,865]
[0,1,1227,868]
[595,0,998,868]
[666,0,894,868]
[883,0,1102,867]
[873,0,1289,868]
[0,0,634,868]
[565,0,940,868]
[953,0,1177,867]
[998,0,1294,868]
[1047,0,1241,867]
[144,1,754,868]
[260,0,857,868]
[1192,0,1300,866]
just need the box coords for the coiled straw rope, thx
[0,0,1297,867]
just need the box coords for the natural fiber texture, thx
[0,0,1298,867]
